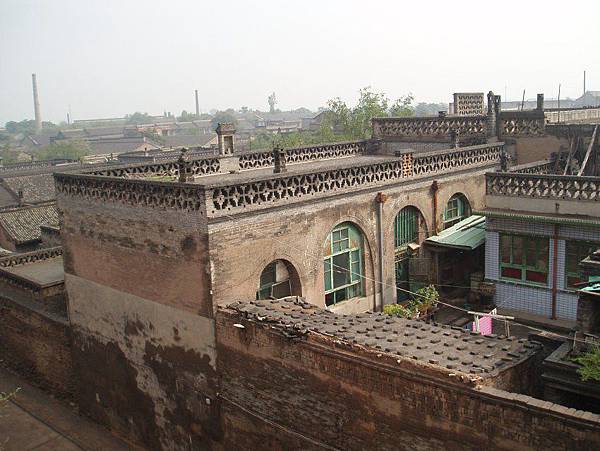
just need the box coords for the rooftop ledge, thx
[54,142,503,217]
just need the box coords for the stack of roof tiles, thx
[226,297,541,378]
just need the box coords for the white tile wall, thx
[485,231,499,280]
[485,222,579,321]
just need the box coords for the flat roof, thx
[2,257,64,287]
[192,154,398,187]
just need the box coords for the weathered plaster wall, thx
[0,296,73,398]
[216,309,600,451]
[510,136,568,164]
[57,193,219,450]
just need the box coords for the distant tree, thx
[268,92,277,113]
[240,106,249,114]
[5,119,56,135]
[178,110,201,122]
[0,144,21,165]
[389,94,415,117]
[37,140,89,161]
[125,112,153,124]
[323,87,414,139]
[210,111,238,130]
[293,107,313,116]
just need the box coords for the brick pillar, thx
[487,91,497,140]
[273,147,287,173]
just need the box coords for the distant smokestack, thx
[32,73,42,134]
[195,90,200,117]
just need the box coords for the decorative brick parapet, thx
[54,173,208,213]
[237,140,367,170]
[372,115,487,142]
[412,143,503,176]
[55,143,502,217]
[486,172,600,201]
[499,110,546,136]
[509,160,554,174]
[87,156,221,179]
[0,246,63,268]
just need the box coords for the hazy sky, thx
[1,0,598,124]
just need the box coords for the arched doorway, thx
[256,259,301,300]
[394,206,425,301]
[323,222,365,307]
[443,193,471,229]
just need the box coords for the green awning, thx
[425,215,485,250]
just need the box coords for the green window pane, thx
[332,253,350,288]
[351,262,360,282]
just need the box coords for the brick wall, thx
[0,296,73,398]
[57,190,219,450]
[216,309,600,451]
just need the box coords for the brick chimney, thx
[273,147,287,173]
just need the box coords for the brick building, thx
[1,92,599,449]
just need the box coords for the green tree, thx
[37,140,89,161]
[5,119,56,135]
[210,110,238,130]
[125,112,153,124]
[177,110,201,122]
[389,94,415,117]
[575,346,600,382]
[323,87,415,140]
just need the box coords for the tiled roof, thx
[88,138,161,155]
[0,204,58,244]
[1,173,56,204]
[161,133,217,149]
[226,298,541,379]
[11,174,55,201]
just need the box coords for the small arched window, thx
[394,206,420,249]
[323,222,364,307]
[443,194,471,229]
[256,260,299,300]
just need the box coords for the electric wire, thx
[217,212,593,345]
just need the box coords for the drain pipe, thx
[430,181,439,234]
[375,192,388,312]
[551,223,559,320]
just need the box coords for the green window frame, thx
[324,223,364,306]
[443,194,469,228]
[256,260,292,300]
[565,240,599,290]
[394,207,419,250]
[499,234,549,285]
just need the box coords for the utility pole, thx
[584,70,586,97]
[557,84,561,123]
[521,90,525,110]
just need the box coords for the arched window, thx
[394,206,423,302]
[323,222,364,306]
[256,259,300,300]
[394,206,420,249]
[443,194,470,229]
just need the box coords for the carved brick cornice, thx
[54,173,206,212]
[0,246,63,268]
[238,141,367,170]
[372,115,487,140]
[486,173,600,201]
